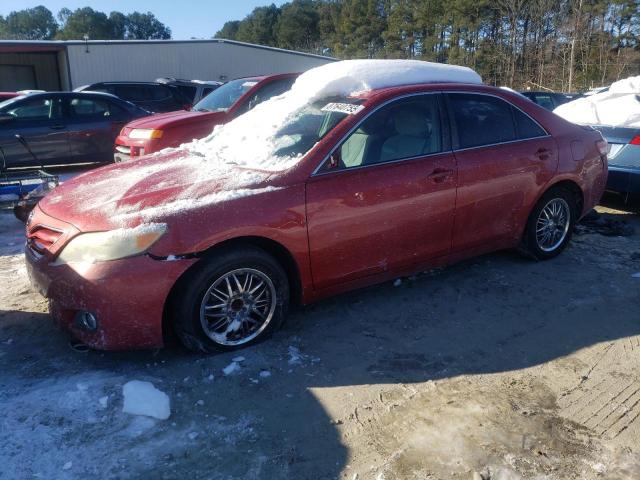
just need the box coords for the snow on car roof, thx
[554,75,640,128]
[54,60,483,226]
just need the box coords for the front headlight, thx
[53,223,167,265]
[129,128,163,140]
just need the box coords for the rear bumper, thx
[606,165,640,194]
[25,247,196,350]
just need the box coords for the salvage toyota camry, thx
[25,60,608,352]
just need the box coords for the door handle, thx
[427,168,454,183]
[535,148,551,160]
[50,124,66,130]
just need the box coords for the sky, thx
[0,1,288,40]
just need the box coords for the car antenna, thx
[15,134,44,171]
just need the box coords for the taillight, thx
[596,139,608,155]
[630,135,640,145]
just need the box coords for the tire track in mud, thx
[559,336,640,441]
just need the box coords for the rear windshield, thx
[193,77,260,112]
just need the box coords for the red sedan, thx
[113,73,298,161]
[25,61,608,352]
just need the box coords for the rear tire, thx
[522,187,577,260]
[171,246,289,353]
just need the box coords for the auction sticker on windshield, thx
[321,103,365,115]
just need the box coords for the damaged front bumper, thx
[25,248,197,350]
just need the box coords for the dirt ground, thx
[1,196,639,480]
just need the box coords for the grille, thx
[27,225,63,255]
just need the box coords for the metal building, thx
[0,39,335,91]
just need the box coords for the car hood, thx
[125,109,226,130]
[39,150,274,232]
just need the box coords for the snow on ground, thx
[554,75,640,127]
[122,380,171,420]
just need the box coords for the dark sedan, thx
[519,91,580,110]
[74,82,191,113]
[0,92,150,169]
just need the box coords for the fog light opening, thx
[74,310,98,332]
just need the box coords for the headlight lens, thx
[53,223,167,265]
[129,128,163,140]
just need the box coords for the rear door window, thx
[448,93,516,149]
[512,107,546,139]
[67,97,125,119]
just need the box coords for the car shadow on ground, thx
[2,217,640,479]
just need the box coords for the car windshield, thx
[193,77,260,112]
[270,96,364,159]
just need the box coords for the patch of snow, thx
[232,356,245,362]
[196,400,205,406]
[554,75,640,127]
[222,361,241,376]
[98,395,108,408]
[122,380,170,420]
[259,370,271,378]
[632,272,640,278]
[62,461,72,470]
[288,346,305,365]
[188,431,199,440]
[393,278,402,287]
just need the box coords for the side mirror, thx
[0,113,14,124]
[328,150,341,169]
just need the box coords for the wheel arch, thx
[542,179,585,217]
[161,235,303,346]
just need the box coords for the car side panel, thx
[452,136,558,251]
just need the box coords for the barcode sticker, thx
[321,102,365,115]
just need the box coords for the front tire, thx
[171,246,289,353]
[522,187,577,260]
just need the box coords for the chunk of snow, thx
[62,461,72,471]
[232,356,245,363]
[196,399,204,406]
[259,370,272,378]
[632,272,640,278]
[188,432,199,440]
[122,380,170,420]
[554,75,640,127]
[222,361,241,376]
[288,346,304,365]
[98,396,108,408]
[393,278,402,287]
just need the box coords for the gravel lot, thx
[1,198,639,479]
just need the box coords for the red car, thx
[114,73,298,161]
[0,92,19,101]
[25,63,608,352]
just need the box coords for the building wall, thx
[66,41,333,88]
[0,52,61,90]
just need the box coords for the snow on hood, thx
[554,76,640,128]
[43,60,481,229]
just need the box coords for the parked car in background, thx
[25,60,607,352]
[592,125,640,197]
[114,73,298,161]
[74,82,191,113]
[0,92,19,101]
[0,92,150,168]
[519,91,580,110]
[155,77,223,105]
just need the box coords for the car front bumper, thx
[25,247,197,350]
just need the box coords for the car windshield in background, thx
[272,96,364,159]
[194,77,260,112]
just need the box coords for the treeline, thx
[215,0,640,92]
[0,5,170,41]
